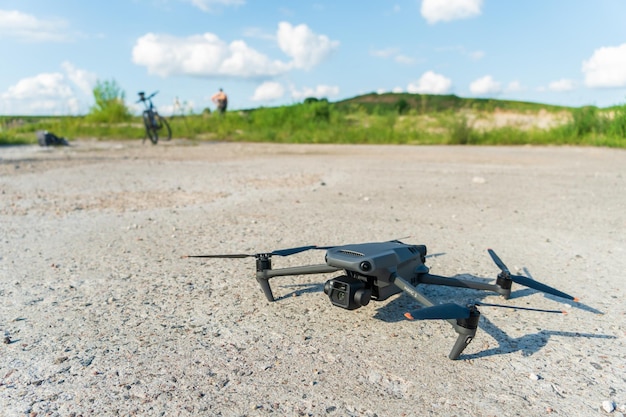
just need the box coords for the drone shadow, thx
[509,288,603,314]
[374,272,602,323]
[274,282,324,302]
[461,315,616,360]
[272,272,607,359]
[514,267,603,314]
[371,273,609,359]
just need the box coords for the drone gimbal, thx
[186,241,577,360]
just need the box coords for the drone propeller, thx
[183,245,319,259]
[404,301,566,321]
[404,303,473,320]
[474,301,566,314]
[487,249,578,301]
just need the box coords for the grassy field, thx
[2,93,625,148]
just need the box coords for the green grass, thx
[2,94,626,148]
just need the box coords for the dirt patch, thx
[470,109,571,131]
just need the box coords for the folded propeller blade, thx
[487,248,578,301]
[183,253,254,259]
[404,300,567,322]
[475,302,566,314]
[183,245,319,259]
[487,248,510,274]
[270,245,319,257]
[508,274,577,301]
[404,303,471,320]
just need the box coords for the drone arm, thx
[393,274,479,360]
[393,274,461,328]
[393,274,459,326]
[392,274,436,308]
[259,264,340,279]
[418,273,509,297]
[256,264,341,302]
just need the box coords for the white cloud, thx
[469,75,501,95]
[61,62,97,96]
[132,32,289,78]
[2,73,72,100]
[251,81,285,101]
[420,0,483,24]
[291,85,339,100]
[0,73,78,115]
[548,79,575,92]
[582,43,626,88]
[276,22,339,70]
[0,63,96,115]
[0,9,70,42]
[407,71,452,94]
[132,22,337,78]
[182,0,245,13]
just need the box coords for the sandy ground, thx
[0,139,625,417]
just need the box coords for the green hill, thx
[335,92,570,114]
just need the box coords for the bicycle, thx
[137,91,172,144]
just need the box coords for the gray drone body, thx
[187,240,578,360]
[325,241,428,284]
[323,242,428,306]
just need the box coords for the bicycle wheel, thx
[143,112,158,144]
[157,115,172,141]
[145,124,158,144]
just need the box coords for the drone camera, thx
[324,275,372,310]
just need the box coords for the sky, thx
[1,0,626,116]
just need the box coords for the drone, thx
[185,240,578,360]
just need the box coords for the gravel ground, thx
[1,139,625,416]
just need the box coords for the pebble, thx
[528,373,541,381]
[602,401,616,413]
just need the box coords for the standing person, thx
[211,88,228,114]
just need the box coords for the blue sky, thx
[1,0,626,116]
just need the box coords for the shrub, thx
[447,115,474,144]
[396,98,410,115]
[87,79,132,123]
[608,104,626,137]
[570,106,600,136]
[310,100,331,122]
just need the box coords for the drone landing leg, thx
[255,261,341,303]
[393,275,479,360]
[448,308,480,360]
[256,256,275,302]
